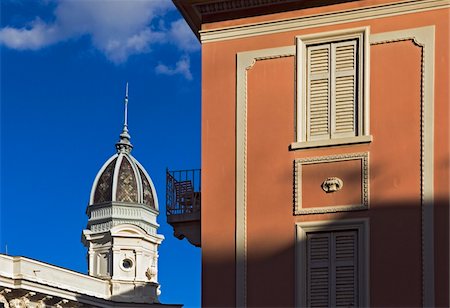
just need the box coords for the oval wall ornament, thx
[321,177,344,193]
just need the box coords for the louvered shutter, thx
[307,233,331,307]
[307,231,358,307]
[331,40,357,138]
[333,231,358,307]
[307,44,331,141]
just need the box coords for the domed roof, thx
[89,151,158,209]
[89,85,158,210]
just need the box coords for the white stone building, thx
[0,88,181,308]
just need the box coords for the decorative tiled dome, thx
[89,151,157,209]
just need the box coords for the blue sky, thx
[0,0,201,306]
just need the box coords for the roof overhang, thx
[173,0,360,39]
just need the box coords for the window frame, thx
[293,27,371,150]
[295,219,370,307]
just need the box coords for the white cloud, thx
[101,27,165,63]
[155,55,193,80]
[53,0,171,63]
[0,18,63,50]
[167,19,199,53]
[0,0,199,64]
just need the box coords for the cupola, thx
[89,140,157,209]
[84,84,160,235]
[82,84,164,304]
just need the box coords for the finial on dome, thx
[116,82,133,153]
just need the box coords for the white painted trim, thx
[294,152,369,215]
[295,218,370,307]
[236,45,295,307]
[200,0,449,43]
[370,26,435,307]
[363,29,371,135]
[291,135,372,150]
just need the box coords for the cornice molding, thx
[200,0,449,42]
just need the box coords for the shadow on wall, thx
[202,198,449,308]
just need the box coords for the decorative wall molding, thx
[294,152,369,215]
[370,25,435,307]
[90,220,155,235]
[87,201,160,240]
[200,0,449,43]
[90,207,113,219]
[236,45,295,307]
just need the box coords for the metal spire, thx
[124,82,128,127]
[115,82,133,153]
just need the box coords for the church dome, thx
[88,86,158,210]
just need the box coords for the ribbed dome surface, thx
[90,152,157,209]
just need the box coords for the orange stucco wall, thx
[200,2,449,306]
[301,160,363,209]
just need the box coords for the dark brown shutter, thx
[307,233,331,307]
[307,230,358,307]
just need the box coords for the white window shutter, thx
[307,44,331,141]
[331,40,357,138]
[333,231,358,307]
[307,233,331,307]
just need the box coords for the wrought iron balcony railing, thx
[166,168,201,217]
